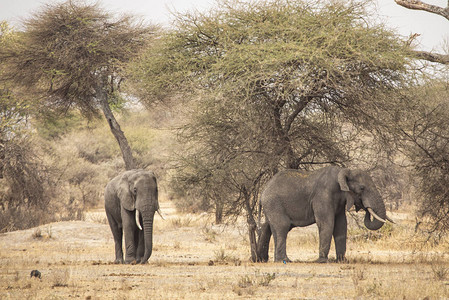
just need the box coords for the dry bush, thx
[202,224,218,243]
[170,216,194,228]
[32,228,42,239]
[50,269,71,288]
[0,135,59,232]
[234,269,276,297]
[213,248,241,266]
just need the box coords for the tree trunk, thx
[248,219,258,262]
[242,189,261,262]
[215,201,223,224]
[96,85,136,170]
[272,99,310,170]
[0,141,4,179]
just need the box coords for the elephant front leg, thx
[124,228,138,264]
[136,229,145,263]
[333,212,347,262]
[114,230,124,264]
[122,209,138,264]
[316,218,334,263]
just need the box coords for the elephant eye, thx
[133,187,137,194]
[360,185,365,191]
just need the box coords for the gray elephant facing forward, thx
[105,169,162,264]
[257,166,394,263]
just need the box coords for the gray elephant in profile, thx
[257,166,394,263]
[105,169,163,264]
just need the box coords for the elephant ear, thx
[117,173,135,211]
[338,168,354,211]
[345,192,355,212]
[337,168,351,192]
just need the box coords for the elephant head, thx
[118,170,161,263]
[338,168,394,230]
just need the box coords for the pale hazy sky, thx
[0,0,448,51]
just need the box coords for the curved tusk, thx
[386,215,396,224]
[367,208,386,223]
[157,208,165,220]
[136,209,143,230]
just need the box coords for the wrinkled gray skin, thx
[258,166,389,263]
[105,169,159,264]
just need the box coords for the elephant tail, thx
[257,197,262,231]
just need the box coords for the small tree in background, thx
[0,0,157,170]
[133,0,417,261]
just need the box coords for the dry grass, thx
[1,201,448,299]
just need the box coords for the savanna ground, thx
[1,197,448,300]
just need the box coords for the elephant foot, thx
[336,255,348,263]
[283,257,292,264]
[136,258,148,264]
[114,259,124,264]
[125,259,137,265]
[315,257,328,263]
[274,256,292,263]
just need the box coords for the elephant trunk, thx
[140,211,155,264]
[363,190,387,231]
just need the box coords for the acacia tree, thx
[133,0,416,260]
[0,1,156,170]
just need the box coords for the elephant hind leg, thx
[256,222,272,262]
[106,212,124,264]
[315,217,334,263]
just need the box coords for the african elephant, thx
[257,166,394,263]
[105,169,163,264]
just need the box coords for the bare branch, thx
[414,50,449,64]
[395,0,449,20]
[396,1,449,65]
